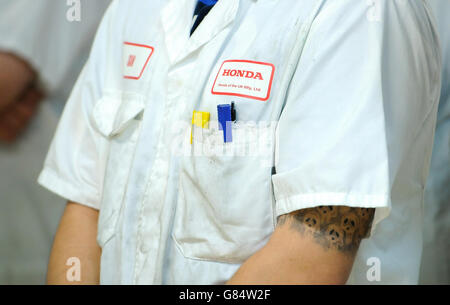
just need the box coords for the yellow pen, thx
[191,110,210,144]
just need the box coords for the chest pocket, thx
[172,122,276,264]
[92,91,145,248]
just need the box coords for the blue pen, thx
[217,103,235,143]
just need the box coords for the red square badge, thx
[123,42,154,80]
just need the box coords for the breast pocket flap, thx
[92,91,145,138]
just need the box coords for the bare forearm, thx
[47,202,101,285]
[227,228,353,285]
[228,206,374,285]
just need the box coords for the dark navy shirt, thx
[191,0,218,36]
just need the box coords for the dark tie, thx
[190,0,218,36]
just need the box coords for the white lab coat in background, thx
[39,0,441,284]
[420,0,450,285]
[0,0,110,284]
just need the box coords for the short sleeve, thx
[38,2,119,210]
[272,0,441,227]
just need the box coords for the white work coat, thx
[0,0,110,284]
[420,0,450,285]
[39,0,441,284]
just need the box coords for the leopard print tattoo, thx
[277,206,375,253]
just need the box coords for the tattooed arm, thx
[227,206,375,285]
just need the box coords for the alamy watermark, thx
[366,0,381,22]
[66,257,81,282]
[66,0,81,22]
[168,120,278,169]
[366,257,381,282]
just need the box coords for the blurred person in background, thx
[420,0,450,285]
[0,0,110,284]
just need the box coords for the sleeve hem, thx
[37,167,100,211]
[275,192,389,215]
